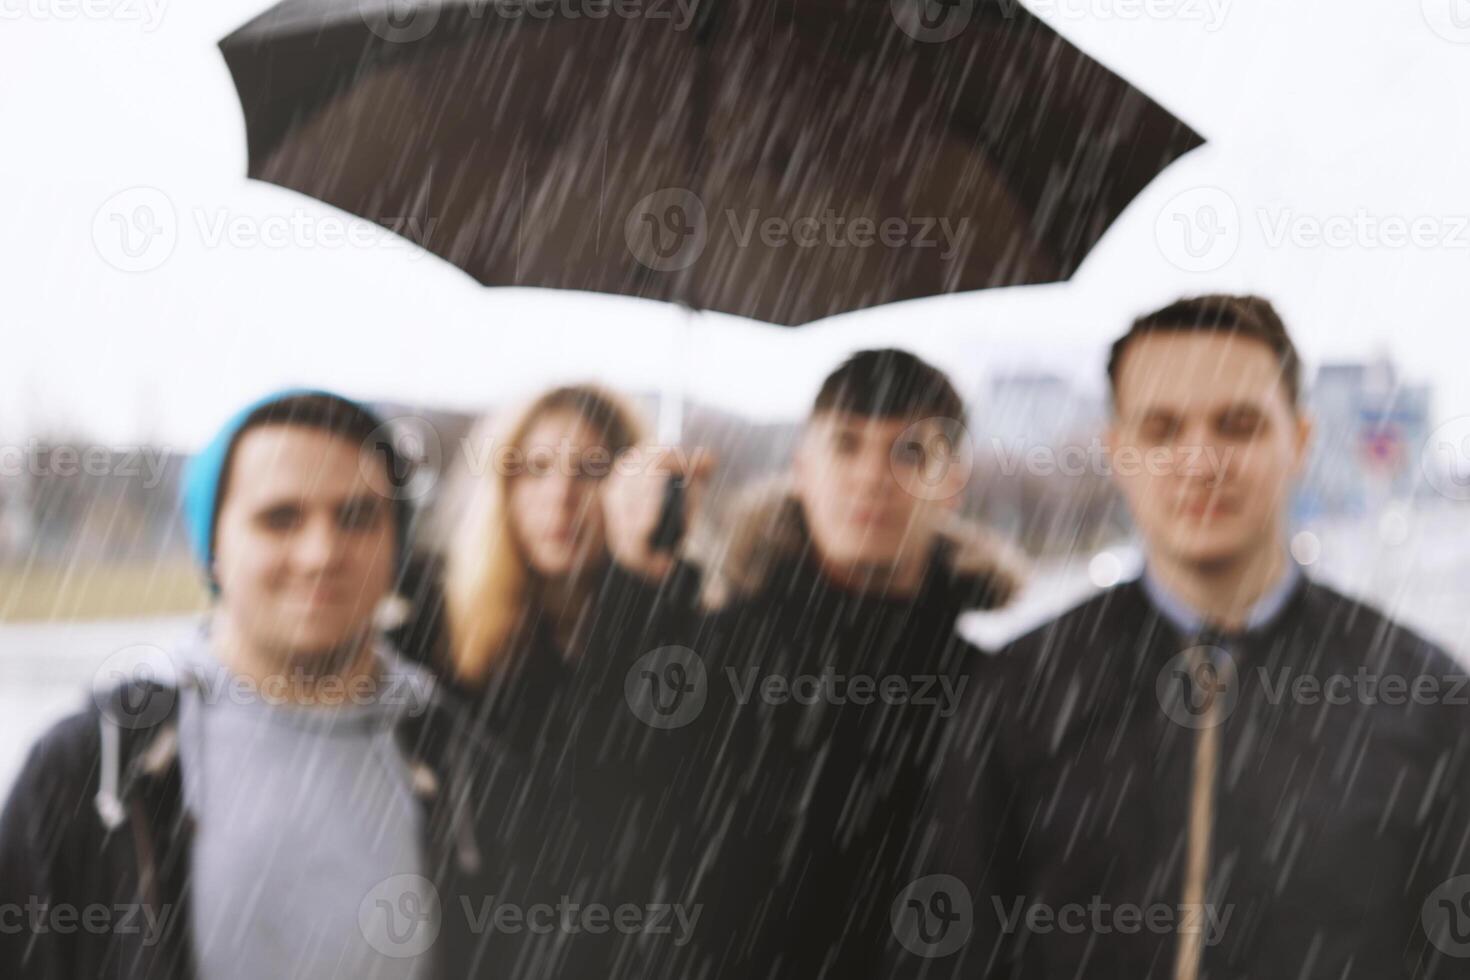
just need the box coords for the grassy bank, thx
[0,561,207,622]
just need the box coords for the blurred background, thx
[5,0,1470,794]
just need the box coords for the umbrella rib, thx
[517,157,525,285]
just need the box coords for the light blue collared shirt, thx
[1140,557,1303,639]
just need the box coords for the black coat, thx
[911,575,1470,979]
[0,677,564,980]
[698,542,1017,980]
[434,559,726,979]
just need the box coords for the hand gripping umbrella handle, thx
[648,476,687,554]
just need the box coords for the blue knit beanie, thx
[181,388,409,594]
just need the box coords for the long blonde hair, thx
[443,385,646,687]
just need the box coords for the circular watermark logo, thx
[891,874,973,957]
[624,646,707,729]
[92,187,177,273]
[359,874,442,958]
[625,188,707,272]
[361,415,443,502]
[1423,875,1470,957]
[890,416,974,501]
[92,644,177,730]
[890,0,974,42]
[1156,646,1238,729]
[1422,0,1470,43]
[360,0,441,42]
[1422,416,1470,501]
[1155,186,1239,272]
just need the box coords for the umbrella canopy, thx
[220,0,1203,326]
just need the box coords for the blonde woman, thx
[440,384,708,748]
[435,382,687,719]
[434,384,724,973]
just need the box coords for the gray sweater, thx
[176,637,437,980]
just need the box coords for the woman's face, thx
[507,410,610,579]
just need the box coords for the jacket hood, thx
[90,629,483,876]
[690,476,1029,612]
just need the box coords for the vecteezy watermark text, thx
[0,899,175,945]
[725,667,967,717]
[989,438,1235,480]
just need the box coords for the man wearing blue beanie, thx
[179,387,412,596]
[0,389,549,980]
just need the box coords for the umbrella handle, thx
[647,476,687,554]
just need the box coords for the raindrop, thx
[1290,530,1321,565]
[1377,505,1410,547]
[1088,551,1123,588]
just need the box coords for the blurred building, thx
[982,371,1103,449]
[978,372,1118,554]
[1303,358,1432,517]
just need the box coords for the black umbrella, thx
[219,0,1203,328]
[220,0,1203,547]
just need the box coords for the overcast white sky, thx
[3,0,1470,449]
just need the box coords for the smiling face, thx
[1107,331,1312,570]
[793,411,962,571]
[507,410,609,578]
[213,424,397,663]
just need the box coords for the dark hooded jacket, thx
[688,482,1027,980]
[909,573,1470,980]
[0,667,566,980]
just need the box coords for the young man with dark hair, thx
[689,349,1026,980]
[0,390,544,980]
[913,296,1470,978]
